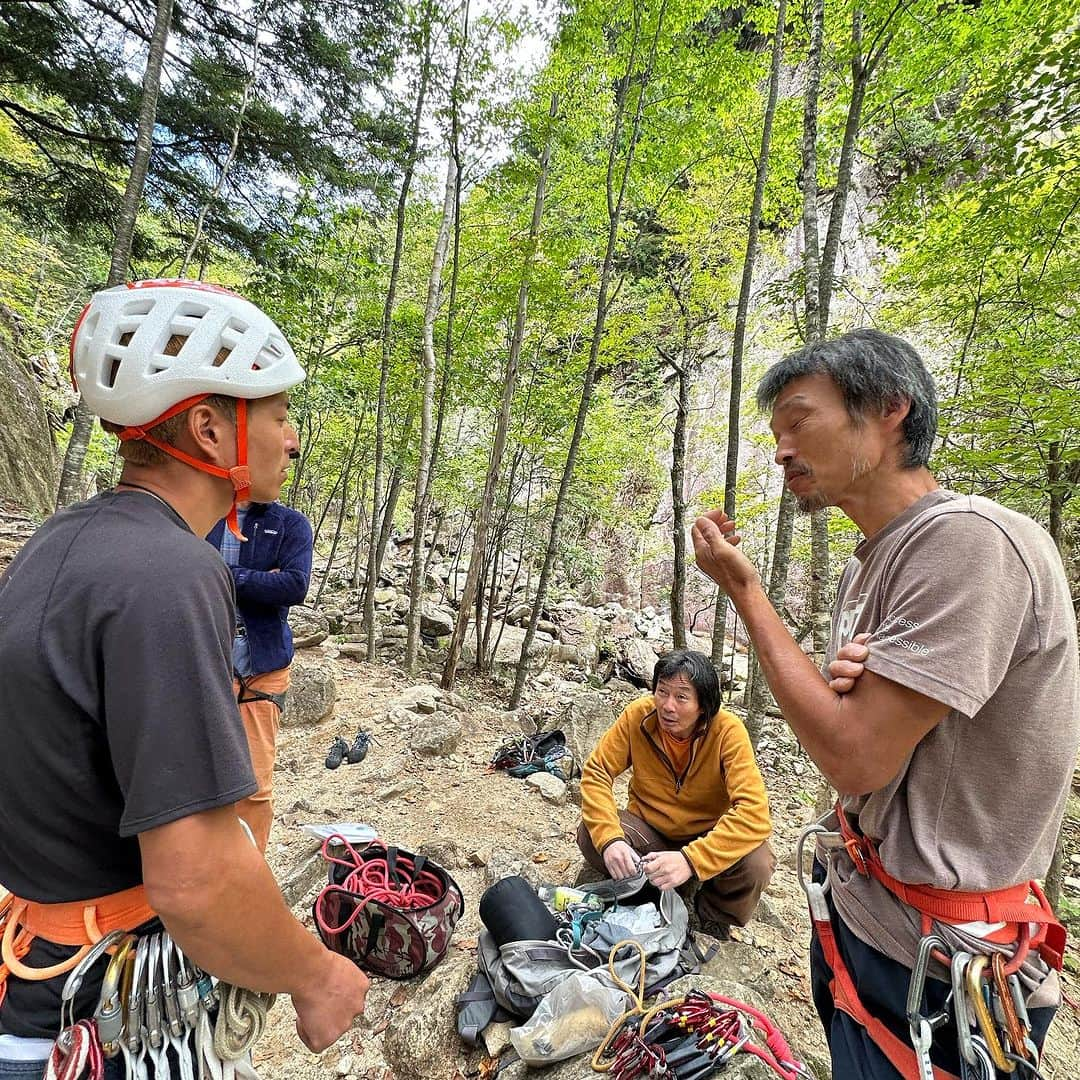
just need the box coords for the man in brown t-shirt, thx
[691,328,1079,1079]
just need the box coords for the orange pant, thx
[233,667,290,853]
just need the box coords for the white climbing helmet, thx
[69,279,305,426]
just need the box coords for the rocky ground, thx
[255,647,1080,1080]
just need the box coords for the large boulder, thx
[0,310,57,515]
[382,955,474,1080]
[281,658,336,727]
[287,604,329,648]
[618,638,657,686]
[411,711,463,756]
[561,688,620,768]
[420,606,456,637]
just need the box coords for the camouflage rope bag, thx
[314,836,465,980]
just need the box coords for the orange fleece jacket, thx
[580,695,772,880]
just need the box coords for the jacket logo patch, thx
[263,529,278,535]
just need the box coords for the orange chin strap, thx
[118,394,251,540]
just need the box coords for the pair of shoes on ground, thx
[325,729,372,769]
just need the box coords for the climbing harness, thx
[314,835,464,979]
[0,885,155,1006]
[235,673,287,714]
[797,808,1064,1080]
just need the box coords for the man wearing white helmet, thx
[0,280,369,1075]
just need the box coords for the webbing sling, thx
[235,673,287,713]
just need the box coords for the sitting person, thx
[577,649,775,937]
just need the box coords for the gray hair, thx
[755,329,938,469]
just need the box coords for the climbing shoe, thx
[325,736,349,770]
[347,730,372,765]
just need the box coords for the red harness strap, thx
[835,805,1065,973]
[810,908,961,1080]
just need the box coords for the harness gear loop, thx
[118,395,252,540]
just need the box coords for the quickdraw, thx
[592,989,807,1080]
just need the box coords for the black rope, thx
[1004,1051,1049,1080]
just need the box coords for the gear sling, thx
[798,806,1065,1080]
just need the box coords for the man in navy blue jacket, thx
[209,500,313,850]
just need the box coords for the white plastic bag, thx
[508,971,627,1066]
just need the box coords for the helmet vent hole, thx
[105,358,121,388]
[212,346,232,368]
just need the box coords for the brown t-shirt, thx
[823,489,1080,969]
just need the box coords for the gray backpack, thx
[476,884,692,1018]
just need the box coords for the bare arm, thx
[691,511,950,795]
[139,805,368,1052]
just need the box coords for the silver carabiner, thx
[906,933,952,1080]
[59,928,129,1032]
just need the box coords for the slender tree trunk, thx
[510,0,666,707]
[745,489,796,745]
[316,430,361,606]
[363,7,432,657]
[406,151,459,671]
[56,0,174,507]
[711,0,788,665]
[442,95,556,689]
[669,350,690,650]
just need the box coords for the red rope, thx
[315,836,444,938]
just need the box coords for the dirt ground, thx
[252,651,1080,1079]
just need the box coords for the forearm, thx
[233,567,308,606]
[730,583,860,790]
[144,817,328,997]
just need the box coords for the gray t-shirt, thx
[824,489,1080,967]
[0,490,256,1036]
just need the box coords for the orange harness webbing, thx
[0,885,155,1007]
[812,910,962,1080]
[834,805,1066,973]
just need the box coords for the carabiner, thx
[965,955,1014,1073]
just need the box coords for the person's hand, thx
[602,840,640,880]
[691,510,760,595]
[641,850,693,890]
[292,951,370,1053]
[828,633,872,694]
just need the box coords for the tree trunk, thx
[509,0,667,707]
[442,95,556,689]
[669,351,689,651]
[712,0,787,665]
[405,150,459,671]
[745,489,796,745]
[363,6,432,658]
[56,0,174,508]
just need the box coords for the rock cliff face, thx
[0,308,57,516]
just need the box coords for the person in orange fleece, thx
[577,649,775,937]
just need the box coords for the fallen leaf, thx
[532,853,548,863]
[389,986,409,1008]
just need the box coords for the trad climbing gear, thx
[69,279,305,540]
[798,808,1062,1080]
[314,835,464,979]
[592,983,808,1080]
[48,927,272,1080]
[325,736,349,770]
[834,804,1064,973]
